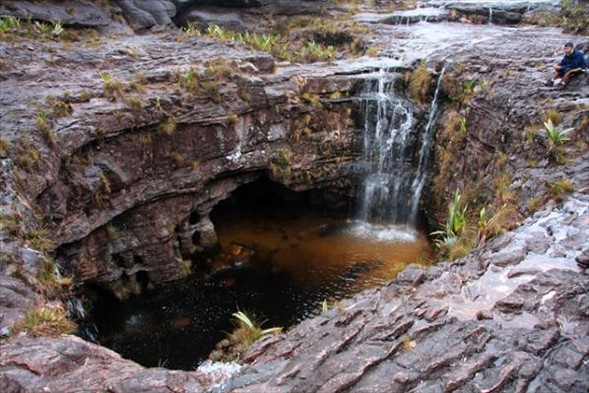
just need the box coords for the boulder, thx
[0,0,112,27]
[182,6,249,31]
[115,0,176,30]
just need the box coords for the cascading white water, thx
[356,66,444,228]
[409,65,446,222]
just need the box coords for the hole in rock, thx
[83,177,431,370]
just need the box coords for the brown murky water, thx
[87,181,432,370]
[214,214,432,296]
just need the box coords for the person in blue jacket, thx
[546,42,587,88]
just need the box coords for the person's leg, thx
[547,69,561,85]
[561,68,583,86]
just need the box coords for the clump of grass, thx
[179,22,201,37]
[544,108,561,125]
[177,68,200,94]
[526,196,543,213]
[100,71,124,100]
[0,17,93,43]
[168,152,185,166]
[301,92,322,106]
[494,171,517,205]
[407,62,432,106]
[24,226,55,253]
[365,46,379,57]
[158,117,177,136]
[16,146,41,169]
[201,80,222,103]
[432,111,467,197]
[400,335,416,351]
[180,259,192,277]
[125,96,144,113]
[47,96,73,118]
[106,223,118,238]
[36,111,56,145]
[0,136,9,157]
[476,204,515,245]
[129,72,148,92]
[35,258,73,299]
[546,178,575,202]
[270,148,293,180]
[15,306,76,337]
[210,310,282,361]
[228,112,239,124]
[299,41,336,62]
[99,172,111,194]
[203,58,235,80]
[0,16,21,32]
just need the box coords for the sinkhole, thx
[81,177,432,370]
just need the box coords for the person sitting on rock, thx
[546,42,587,89]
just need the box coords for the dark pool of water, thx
[85,181,431,370]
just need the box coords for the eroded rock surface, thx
[1,2,588,393]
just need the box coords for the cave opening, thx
[82,177,431,370]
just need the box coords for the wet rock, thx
[262,0,326,15]
[183,7,249,31]
[525,233,551,254]
[115,0,176,30]
[490,249,525,267]
[0,0,112,27]
[445,1,554,25]
[0,336,236,392]
[395,264,426,286]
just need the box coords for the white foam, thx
[346,221,418,243]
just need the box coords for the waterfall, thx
[356,66,445,228]
[409,65,446,223]
[67,296,99,342]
